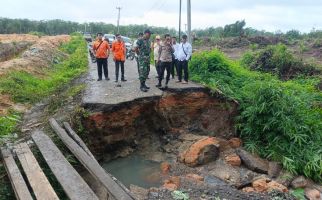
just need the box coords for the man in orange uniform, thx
[92,33,110,81]
[112,34,127,83]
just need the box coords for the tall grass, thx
[189,49,322,182]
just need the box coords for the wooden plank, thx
[63,121,133,198]
[63,122,96,160]
[0,147,33,200]
[32,130,98,200]
[50,118,134,200]
[15,142,59,200]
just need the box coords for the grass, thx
[0,34,88,137]
[0,111,21,140]
[189,49,322,182]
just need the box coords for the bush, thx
[190,49,322,182]
[241,44,320,80]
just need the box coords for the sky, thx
[1,0,322,33]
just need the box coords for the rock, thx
[130,184,149,200]
[225,154,241,166]
[216,138,231,151]
[268,162,282,178]
[305,188,321,200]
[163,182,177,191]
[238,168,260,189]
[242,187,255,193]
[267,181,288,192]
[236,148,269,174]
[228,138,242,148]
[162,143,173,153]
[291,176,308,189]
[163,176,180,191]
[160,162,171,174]
[178,133,207,141]
[252,178,288,193]
[209,159,241,187]
[275,170,295,187]
[179,137,220,167]
[252,178,269,192]
[186,174,204,182]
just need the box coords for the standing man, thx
[135,29,152,92]
[156,34,174,89]
[152,35,161,78]
[112,34,127,84]
[132,32,143,74]
[176,35,192,84]
[93,33,110,81]
[171,36,179,79]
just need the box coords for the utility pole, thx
[84,23,87,33]
[187,0,192,43]
[185,24,187,33]
[179,0,182,41]
[116,7,121,34]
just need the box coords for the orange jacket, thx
[93,40,110,58]
[112,41,126,61]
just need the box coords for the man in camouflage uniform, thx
[135,29,152,92]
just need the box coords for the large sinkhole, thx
[81,88,238,189]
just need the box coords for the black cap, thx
[144,29,152,34]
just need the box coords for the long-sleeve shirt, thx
[177,42,192,61]
[158,41,174,63]
[153,42,161,61]
[172,43,180,60]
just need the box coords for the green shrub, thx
[241,44,320,80]
[190,49,322,182]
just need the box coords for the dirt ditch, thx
[0,34,70,115]
[78,88,303,200]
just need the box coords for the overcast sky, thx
[1,0,322,32]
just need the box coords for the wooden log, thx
[50,118,134,200]
[63,121,133,197]
[15,142,59,200]
[32,130,98,200]
[1,147,33,200]
[63,122,95,160]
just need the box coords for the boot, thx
[121,76,127,82]
[164,80,169,89]
[143,81,150,89]
[140,82,148,92]
[156,80,162,88]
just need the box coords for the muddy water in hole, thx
[102,154,162,188]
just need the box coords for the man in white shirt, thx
[171,36,180,79]
[176,35,192,84]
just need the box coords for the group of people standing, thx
[92,33,127,84]
[92,30,192,92]
[153,34,192,89]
